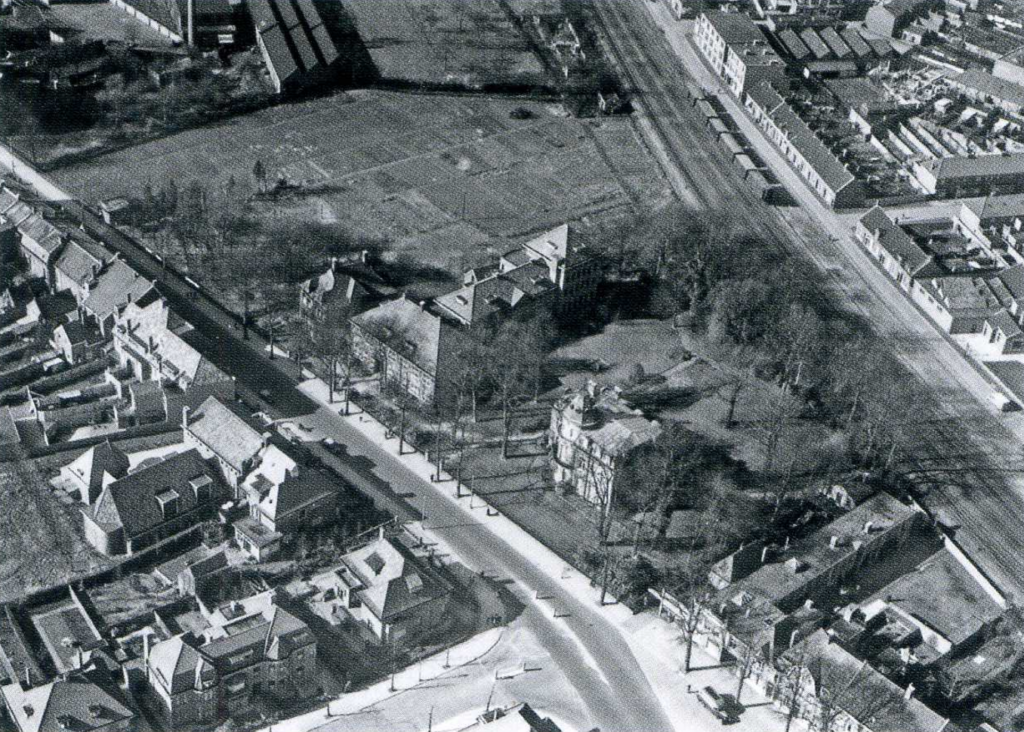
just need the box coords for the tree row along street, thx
[0,145,676,732]
[590,0,1024,602]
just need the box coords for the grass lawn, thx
[51,89,672,304]
[0,460,116,603]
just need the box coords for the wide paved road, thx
[0,149,674,732]
[590,0,1024,599]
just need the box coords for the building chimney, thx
[143,632,150,664]
[182,405,190,433]
[904,683,915,701]
[361,249,369,264]
[761,545,770,564]
[863,521,874,534]
[187,0,195,46]
[379,524,386,541]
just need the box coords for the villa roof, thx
[88,449,218,539]
[64,441,130,494]
[341,537,451,623]
[187,396,264,474]
[0,669,134,732]
[82,260,154,321]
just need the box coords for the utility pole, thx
[432,408,443,481]
[398,401,407,455]
[242,289,250,340]
[599,547,612,606]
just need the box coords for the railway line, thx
[588,0,1024,598]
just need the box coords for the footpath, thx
[294,376,787,732]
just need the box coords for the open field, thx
[0,460,114,603]
[343,0,546,87]
[53,89,671,297]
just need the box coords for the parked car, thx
[697,686,736,724]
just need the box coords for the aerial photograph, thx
[5,0,1024,730]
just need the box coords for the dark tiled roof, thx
[251,0,338,88]
[352,297,450,376]
[54,236,112,289]
[0,406,20,446]
[342,537,451,623]
[860,206,934,276]
[922,153,1024,181]
[263,469,340,522]
[1,669,135,732]
[703,12,764,45]
[90,449,218,539]
[767,93,856,194]
[777,28,811,60]
[65,441,130,494]
[36,290,78,322]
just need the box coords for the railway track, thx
[586,0,1024,596]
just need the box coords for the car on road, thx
[697,686,736,724]
[991,392,1019,412]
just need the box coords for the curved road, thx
[0,146,673,731]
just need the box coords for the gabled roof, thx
[523,223,572,263]
[0,669,135,732]
[922,153,1024,182]
[769,97,855,194]
[0,406,20,446]
[35,290,78,323]
[963,193,1024,223]
[784,630,949,732]
[250,0,338,87]
[82,260,154,321]
[351,297,450,376]
[54,235,112,290]
[187,396,264,474]
[860,206,934,276]
[953,68,1024,108]
[64,440,130,494]
[117,297,229,387]
[147,635,209,695]
[88,449,217,539]
[342,537,451,623]
[259,468,339,523]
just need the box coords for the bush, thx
[510,107,533,120]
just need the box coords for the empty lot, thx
[343,0,546,87]
[54,89,672,289]
[0,460,115,603]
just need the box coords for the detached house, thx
[298,252,395,326]
[351,296,466,405]
[145,591,316,729]
[81,449,222,556]
[311,534,452,645]
[0,663,136,732]
[239,444,342,535]
[60,440,130,505]
[549,382,661,513]
[183,396,265,490]
[351,224,600,404]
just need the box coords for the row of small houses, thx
[651,489,1010,732]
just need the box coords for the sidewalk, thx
[296,376,786,732]
[262,628,505,732]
